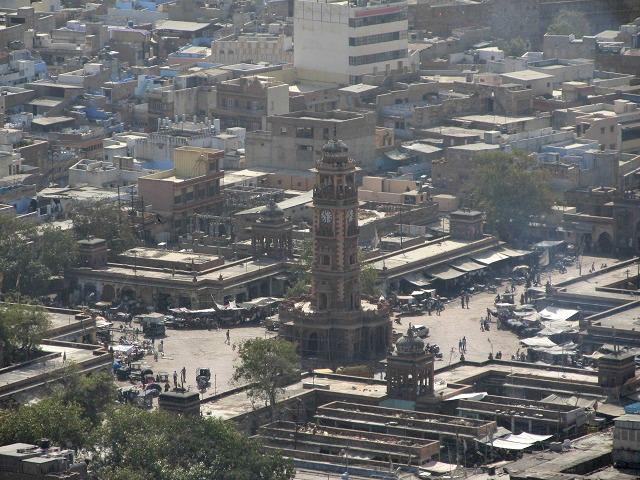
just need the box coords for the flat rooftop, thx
[201,375,388,420]
[368,236,499,275]
[501,69,554,81]
[120,247,221,266]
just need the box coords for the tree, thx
[500,37,529,57]
[69,200,138,257]
[472,151,553,243]
[232,338,299,413]
[0,302,51,366]
[0,217,76,297]
[89,406,294,480]
[360,263,380,296]
[285,239,312,299]
[50,364,118,425]
[547,10,590,37]
[0,397,90,448]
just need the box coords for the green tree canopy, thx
[50,365,118,425]
[90,406,294,480]
[0,302,50,367]
[285,239,312,299]
[499,37,529,57]
[472,151,553,243]
[233,338,299,413]
[547,10,590,37]
[69,200,138,257]
[0,396,90,448]
[0,216,77,296]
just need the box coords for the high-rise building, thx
[293,0,408,84]
[279,139,391,363]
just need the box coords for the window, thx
[295,127,314,138]
[322,255,330,265]
[348,31,402,46]
[348,10,407,27]
[349,49,406,66]
[208,160,218,172]
[610,125,615,133]
[297,144,313,151]
[280,126,287,135]
[601,127,606,134]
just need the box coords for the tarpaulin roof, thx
[538,306,580,322]
[489,432,552,450]
[445,392,488,402]
[402,272,431,287]
[499,247,531,258]
[534,240,566,249]
[450,258,486,272]
[470,249,510,265]
[521,336,557,348]
[428,264,467,281]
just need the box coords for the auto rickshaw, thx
[196,367,211,389]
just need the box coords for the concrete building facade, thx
[293,0,409,84]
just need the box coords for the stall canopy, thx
[402,272,431,287]
[427,264,467,281]
[450,258,486,273]
[489,432,552,450]
[521,336,557,348]
[499,247,531,258]
[445,392,488,401]
[470,249,510,265]
[539,306,580,322]
[534,240,566,249]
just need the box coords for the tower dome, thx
[396,324,425,356]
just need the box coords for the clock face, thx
[320,209,333,224]
[347,209,355,224]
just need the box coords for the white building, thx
[293,0,408,84]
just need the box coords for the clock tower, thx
[279,139,391,364]
[312,139,360,313]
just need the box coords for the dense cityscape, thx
[1,0,640,478]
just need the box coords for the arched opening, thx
[597,232,613,254]
[101,284,115,302]
[307,332,318,355]
[581,233,592,252]
[319,293,328,310]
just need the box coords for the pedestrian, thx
[173,370,178,388]
[520,293,525,304]
[62,351,66,363]
[465,293,470,309]
[461,296,465,309]
[154,351,158,362]
[159,339,164,353]
[226,329,230,345]
[462,336,467,351]
[181,366,186,384]
[458,339,462,352]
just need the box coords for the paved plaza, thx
[112,254,617,394]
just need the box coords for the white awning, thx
[499,247,531,258]
[428,265,467,281]
[521,336,557,348]
[402,272,431,287]
[445,392,488,402]
[450,258,486,272]
[539,306,580,322]
[489,432,552,450]
[470,250,510,265]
